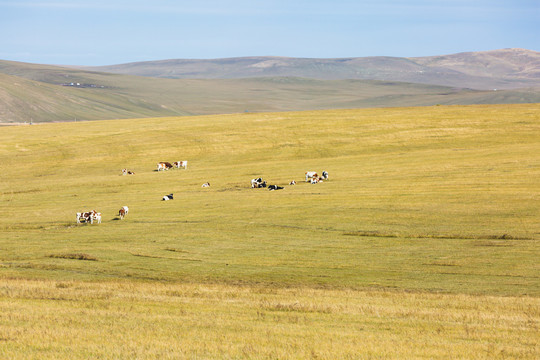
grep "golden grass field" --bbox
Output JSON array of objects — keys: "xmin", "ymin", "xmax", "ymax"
[{"xmin": 0, "ymin": 104, "xmax": 539, "ymax": 358}]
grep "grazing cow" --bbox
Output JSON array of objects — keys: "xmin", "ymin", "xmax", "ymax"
[
  {"xmin": 321, "ymin": 171, "xmax": 328, "ymax": 180},
  {"xmin": 173, "ymin": 161, "xmax": 188, "ymax": 169},
  {"xmin": 162, "ymin": 194, "xmax": 174, "ymax": 201},
  {"xmin": 122, "ymin": 169, "xmax": 135, "ymax": 175},
  {"xmin": 77, "ymin": 210, "xmax": 100, "ymax": 224},
  {"xmin": 202, "ymin": 182, "xmax": 210, "ymax": 187},
  {"xmin": 118, "ymin": 206, "xmax": 129, "ymax": 219},
  {"xmin": 157, "ymin": 162, "xmax": 173, "ymax": 171},
  {"xmin": 268, "ymin": 185, "xmax": 284, "ymax": 191},
  {"xmin": 289, "ymin": 180, "xmax": 296, "ymax": 185},
  {"xmin": 305, "ymin": 171, "xmax": 318, "ymax": 182}
]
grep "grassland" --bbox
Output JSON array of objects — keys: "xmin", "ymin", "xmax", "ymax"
[
  {"xmin": 2, "ymin": 59, "xmax": 540, "ymax": 123},
  {"xmin": 0, "ymin": 104, "xmax": 538, "ymax": 358}
]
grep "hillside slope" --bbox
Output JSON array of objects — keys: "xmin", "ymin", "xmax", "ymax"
[
  {"xmin": 82, "ymin": 49, "xmax": 540, "ymax": 90},
  {"xmin": 2, "ymin": 59, "xmax": 540, "ymax": 123}
]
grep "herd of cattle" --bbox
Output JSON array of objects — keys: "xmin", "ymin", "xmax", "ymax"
[
  {"xmin": 157, "ymin": 161, "xmax": 188, "ymax": 171},
  {"xmin": 77, "ymin": 162, "xmax": 328, "ymax": 224}
]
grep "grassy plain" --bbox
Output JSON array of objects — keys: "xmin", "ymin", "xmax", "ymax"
[{"xmin": 0, "ymin": 104, "xmax": 539, "ymax": 358}]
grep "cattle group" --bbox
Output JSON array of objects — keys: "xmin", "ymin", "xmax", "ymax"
[
  {"xmin": 77, "ymin": 160, "xmax": 328, "ymax": 224},
  {"xmin": 157, "ymin": 161, "xmax": 188, "ymax": 171},
  {"xmin": 305, "ymin": 170, "xmax": 328, "ymax": 183},
  {"xmin": 251, "ymin": 170, "xmax": 329, "ymax": 191}
]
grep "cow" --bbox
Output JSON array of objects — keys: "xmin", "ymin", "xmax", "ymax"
[
  {"xmin": 173, "ymin": 161, "xmax": 188, "ymax": 169},
  {"xmin": 202, "ymin": 182, "xmax": 210, "ymax": 187},
  {"xmin": 162, "ymin": 194, "xmax": 174, "ymax": 201},
  {"xmin": 310, "ymin": 177, "xmax": 321, "ymax": 184},
  {"xmin": 289, "ymin": 180, "xmax": 296, "ymax": 185},
  {"xmin": 251, "ymin": 178, "xmax": 264, "ymax": 188},
  {"xmin": 118, "ymin": 206, "xmax": 129, "ymax": 219},
  {"xmin": 305, "ymin": 171, "xmax": 318, "ymax": 182},
  {"xmin": 77, "ymin": 210, "xmax": 100, "ymax": 224},
  {"xmin": 157, "ymin": 162, "xmax": 173, "ymax": 171},
  {"xmin": 76, "ymin": 211, "xmax": 93, "ymax": 224},
  {"xmin": 268, "ymin": 185, "xmax": 284, "ymax": 191},
  {"xmin": 321, "ymin": 171, "xmax": 328, "ymax": 180},
  {"xmin": 92, "ymin": 211, "xmax": 102, "ymax": 224},
  {"xmin": 122, "ymin": 169, "xmax": 135, "ymax": 175}
]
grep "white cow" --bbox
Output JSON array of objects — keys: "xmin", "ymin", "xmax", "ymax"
[
  {"xmin": 92, "ymin": 212, "xmax": 102, "ymax": 224},
  {"xmin": 305, "ymin": 171, "xmax": 318, "ymax": 182},
  {"xmin": 173, "ymin": 161, "xmax": 188, "ymax": 169}
]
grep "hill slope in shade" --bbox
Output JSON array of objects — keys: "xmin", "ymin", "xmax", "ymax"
[
  {"xmin": 81, "ymin": 48, "xmax": 540, "ymax": 90},
  {"xmin": 2, "ymin": 59, "xmax": 540, "ymax": 123}
]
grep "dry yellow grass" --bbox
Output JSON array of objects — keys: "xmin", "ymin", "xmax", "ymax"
[{"xmin": 0, "ymin": 279, "xmax": 538, "ymax": 359}]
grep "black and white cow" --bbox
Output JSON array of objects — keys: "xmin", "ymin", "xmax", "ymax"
[
  {"xmin": 162, "ymin": 194, "xmax": 174, "ymax": 201},
  {"xmin": 251, "ymin": 178, "xmax": 267, "ymax": 188},
  {"xmin": 251, "ymin": 178, "xmax": 263, "ymax": 188},
  {"xmin": 268, "ymin": 185, "xmax": 284, "ymax": 191}
]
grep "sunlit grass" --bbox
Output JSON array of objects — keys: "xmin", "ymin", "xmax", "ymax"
[
  {"xmin": 0, "ymin": 104, "xmax": 539, "ymax": 358},
  {"xmin": 0, "ymin": 279, "xmax": 538, "ymax": 359}
]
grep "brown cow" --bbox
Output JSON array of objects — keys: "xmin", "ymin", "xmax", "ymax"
[
  {"xmin": 118, "ymin": 206, "xmax": 129, "ymax": 220},
  {"xmin": 157, "ymin": 162, "xmax": 173, "ymax": 171}
]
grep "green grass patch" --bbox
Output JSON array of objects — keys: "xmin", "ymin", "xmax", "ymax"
[{"xmin": 0, "ymin": 104, "xmax": 538, "ymax": 296}]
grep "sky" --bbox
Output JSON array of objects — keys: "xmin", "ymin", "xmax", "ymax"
[{"xmin": 0, "ymin": 0, "xmax": 538, "ymax": 66}]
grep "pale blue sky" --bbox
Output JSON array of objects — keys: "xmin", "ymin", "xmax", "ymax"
[{"xmin": 0, "ymin": 0, "xmax": 538, "ymax": 65}]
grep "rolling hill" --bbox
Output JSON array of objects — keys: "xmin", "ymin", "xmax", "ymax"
[
  {"xmin": 81, "ymin": 48, "xmax": 540, "ymax": 90},
  {"xmin": 1, "ymin": 48, "xmax": 540, "ymax": 123}
]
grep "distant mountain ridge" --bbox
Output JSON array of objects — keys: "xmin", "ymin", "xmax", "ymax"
[
  {"xmin": 81, "ymin": 48, "xmax": 540, "ymax": 90},
  {"xmin": 1, "ymin": 49, "xmax": 540, "ymax": 123}
]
